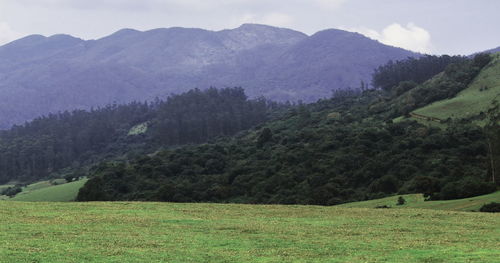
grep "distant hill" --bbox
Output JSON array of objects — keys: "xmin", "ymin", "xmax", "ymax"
[{"xmin": 0, "ymin": 24, "xmax": 417, "ymax": 129}]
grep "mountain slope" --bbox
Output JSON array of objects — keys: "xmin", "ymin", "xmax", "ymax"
[
  {"xmin": 252, "ymin": 29, "xmax": 416, "ymax": 101},
  {"xmin": 409, "ymin": 53, "xmax": 500, "ymax": 126},
  {"xmin": 0, "ymin": 24, "xmax": 417, "ymax": 129}
]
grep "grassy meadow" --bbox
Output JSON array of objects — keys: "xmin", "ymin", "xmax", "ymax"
[
  {"xmin": 1, "ymin": 179, "xmax": 87, "ymax": 202},
  {"xmin": 0, "ymin": 201, "xmax": 498, "ymax": 263},
  {"xmin": 337, "ymin": 191, "xmax": 500, "ymax": 212},
  {"xmin": 8, "ymin": 179, "xmax": 88, "ymax": 202}
]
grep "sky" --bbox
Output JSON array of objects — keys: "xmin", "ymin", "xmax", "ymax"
[{"xmin": 0, "ymin": 0, "xmax": 499, "ymax": 55}]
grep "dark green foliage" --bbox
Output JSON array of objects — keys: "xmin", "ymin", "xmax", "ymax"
[
  {"xmin": 397, "ymin": 196, "xmax": 406, "ymax": 206},
  {"xmin": 484, "ymin": 101, "xmax": 500, "ymax": 185},
  {"xmin": 64, "ymin": 174, "xmax": 75, "ymax": 183},
  {"xmin": 372, "ymin": 55, "xmax": 467, "ymax": 92},
  {"xmin": 0, "ymin": 87, "xmax": 274, "ymax": 184},
  {"xmin": 77, "ymin": 91, "xmax": 495, "ymax": 204},
  {"xmin": 479, "ymin": 202, "xmax": 500, "ymax": 213},
  {"xmin": 257, "ymin": 128, "xmax": 273, "ymax": 147},
  {"xmin": 1, "ymin": 186, "xmax": 22, "ymax": 197},
  {"xmin": 433, "ymin": 177, "xmax": 497, "ymax": 200}
]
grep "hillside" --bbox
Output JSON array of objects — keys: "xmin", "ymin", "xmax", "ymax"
[
  {"xmin": 0, "ymin": 24, "xmax": 417, "ymax": 129},
  {"xmin": 7, "ymin": 179, "xmax": 87, "ymax": 202},
  {"xmin": 338, "ymin": 191, "xmax": 500, "ymax": 212},
  {"xmin": 408, "ymin": 53, "xmax": 500, "ymax": 126},
  {"xmin": 73, "ymin": 54, "xmax": 498, "ymax": 204},
  {"xmin": 0, "ymin": 54, "xmax": 496, "ymax": 205},
  {"xmin": 0, "ymin": 201, "xmax": 498, "ymax": 262}
]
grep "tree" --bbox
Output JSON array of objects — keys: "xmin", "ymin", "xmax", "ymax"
[
  {"xmin": 257, "ymin": 128, "xmax": 273, "ymax": 147},
  {"xmin": 64, "ymin": 174, "xmax": 75, "ymax": 183},
  {"xmin": 2, "ymin": 186, "xmax": 22, "ymax": 197}
]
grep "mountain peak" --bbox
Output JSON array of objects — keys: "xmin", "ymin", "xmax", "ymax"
[
  {"xmin": 2, "ymin": 34, "xmax": 46, "ymax": 47},
  {"xmin": 104, "ymin": 28, "xmax": 142, "ymax": 40},
  {"xmin": 237, "ymin": 23, "xmax": 280, "ymax": 30}
]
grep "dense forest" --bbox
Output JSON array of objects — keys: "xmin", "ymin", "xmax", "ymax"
[
  {"xmin": 77, "ymin": 53, "xmax": 499, "ymax": 204},
  {"xmin": 0, "ymin": 88, "xmax": 276, "ymax": 184},
  {"xmin": 371, "ymin": 55, "xmax": 468, "ymax": 92}
]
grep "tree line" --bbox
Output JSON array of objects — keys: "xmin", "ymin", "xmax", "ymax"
[{"xmin": 0, "ymin": 87, "xmax": 276, "ymax": 184}]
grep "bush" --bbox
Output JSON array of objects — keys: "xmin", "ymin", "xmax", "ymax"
[
  {"xmin": 1, "ymin": 186, "xmax": 22, "ymax": 197},
  {"xmin": 479, "ymin": 202, "xmax": 500, "ymax": 213},
  {"xmin": 397, "ymin": 196, "xmax": 406, "ymax": 205},
  {"xmin": 437, "ymin": 177, "xmax": 496, "ymax": 200}
]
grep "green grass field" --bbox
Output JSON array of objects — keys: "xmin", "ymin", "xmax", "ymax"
[
  {"xmin": 0, "ymin": 201, "xmax": 498, "ymax": 263},
  {"xmin": 409, "ymin": 53, "xmax": 500, "ymax": 126},
  {"xmin": 337, "ymin": 191, "xmax": 500, "ymax": 212},
  {"xmin": 8, "ymin": 179, "xmax": 88, "ymax": 202}
]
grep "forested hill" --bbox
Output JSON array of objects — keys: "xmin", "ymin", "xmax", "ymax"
[
  {"xmin": 77, "ymin": 53, "xmax": 499, "ymax": 204},
  {"xmin": 0, "ymin": 24, "xmax": 418, "ymax": 129},
  {"xmin": 0, "ymin": 88, "xmax": 278, "ymax": 184}
]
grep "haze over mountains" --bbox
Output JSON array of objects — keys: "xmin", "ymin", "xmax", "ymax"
[{"xmin": 0, "ymin": 24, "xmax": 421, "ymax": 129}]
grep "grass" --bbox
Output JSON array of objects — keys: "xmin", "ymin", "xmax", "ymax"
[
  {"xmin": 21, "ymin": 179, "xmax": 66, "ymax": 192},
  {"xmin": 0, "ymin": 201, "xmax": 498, "ymax": 262},
  {"xmin": 409, "ymin": 53, "xmax": 500, "ymax": 126},
  {"xmin": 337, "ymin": 191, "xmax": 500, "ymax": 212},
  {"xmin": 8, "ymin": 179, "xmax": 88, "ymax": 202},
  {"xmin": 128, "ymin": 121, "xmax": 149, "ymax": 135}
]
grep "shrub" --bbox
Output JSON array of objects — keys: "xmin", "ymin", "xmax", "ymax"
[
  {"xmin": 479, "ymin": 202, "xmax": 500, "ymax": 213},
  {"xmin": 1, "ymin": 186, "xmax": 22, "ymax": 197},
  {"xmin": 437, "ymin": 177, "xmax": 496, "ymax": 200},
  {"xmin": 397, "ymin": 196, "xmax": 406, "ymax": 205}
]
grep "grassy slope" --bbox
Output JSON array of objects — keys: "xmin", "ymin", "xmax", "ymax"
[
  {"xmin": 337, "ymin": 191, "xmax": 500, "ymax": 212},
  {"xmin": 0, "ymin": 202, "xmax": 498, "ymax": 263},
  {"xmin": 8, "ymin": 179, "xmax": 88, "ymax": 202},
  {"xmin": 408, "ymin": 53, "xmax": 500, "ymax": 126},
  {"xmin": 22, "ymin": 179, "xmax": 66, "ymax": 192}
]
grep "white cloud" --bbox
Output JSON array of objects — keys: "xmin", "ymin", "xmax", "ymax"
[
  {"xmin": 239, "ymin": 13, "xmax": 293, "ymax": 27},
  {"xmin": 0, "ymin": 22, "xmax": 22, "ymax": 45},
  {"xmin": 343, "ymin": 23, "xmax": 433, "ymax": 54}
]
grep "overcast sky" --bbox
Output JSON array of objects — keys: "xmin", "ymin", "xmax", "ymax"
[{"xmin": 0, "ymin": 0, "xmax": 499, "ymax": 55}]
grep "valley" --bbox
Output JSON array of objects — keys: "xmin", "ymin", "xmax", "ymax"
[{"xmin": 0, "ymin": 4, "xmax": 499, "ymax": 260}]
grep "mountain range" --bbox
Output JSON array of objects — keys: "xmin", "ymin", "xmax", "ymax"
[{"xmin": 0, "ymin": 24, "xmax": 420, "ymax": 129}]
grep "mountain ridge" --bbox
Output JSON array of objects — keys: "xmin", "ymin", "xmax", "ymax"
[{"xmin": 0, "ymin": 24, "xmax": 417, "ymax": 129}]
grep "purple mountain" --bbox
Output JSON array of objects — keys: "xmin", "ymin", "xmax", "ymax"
[{"xmin": 0, "ymin": 24, "xmax": 418, "ymax": 128}]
